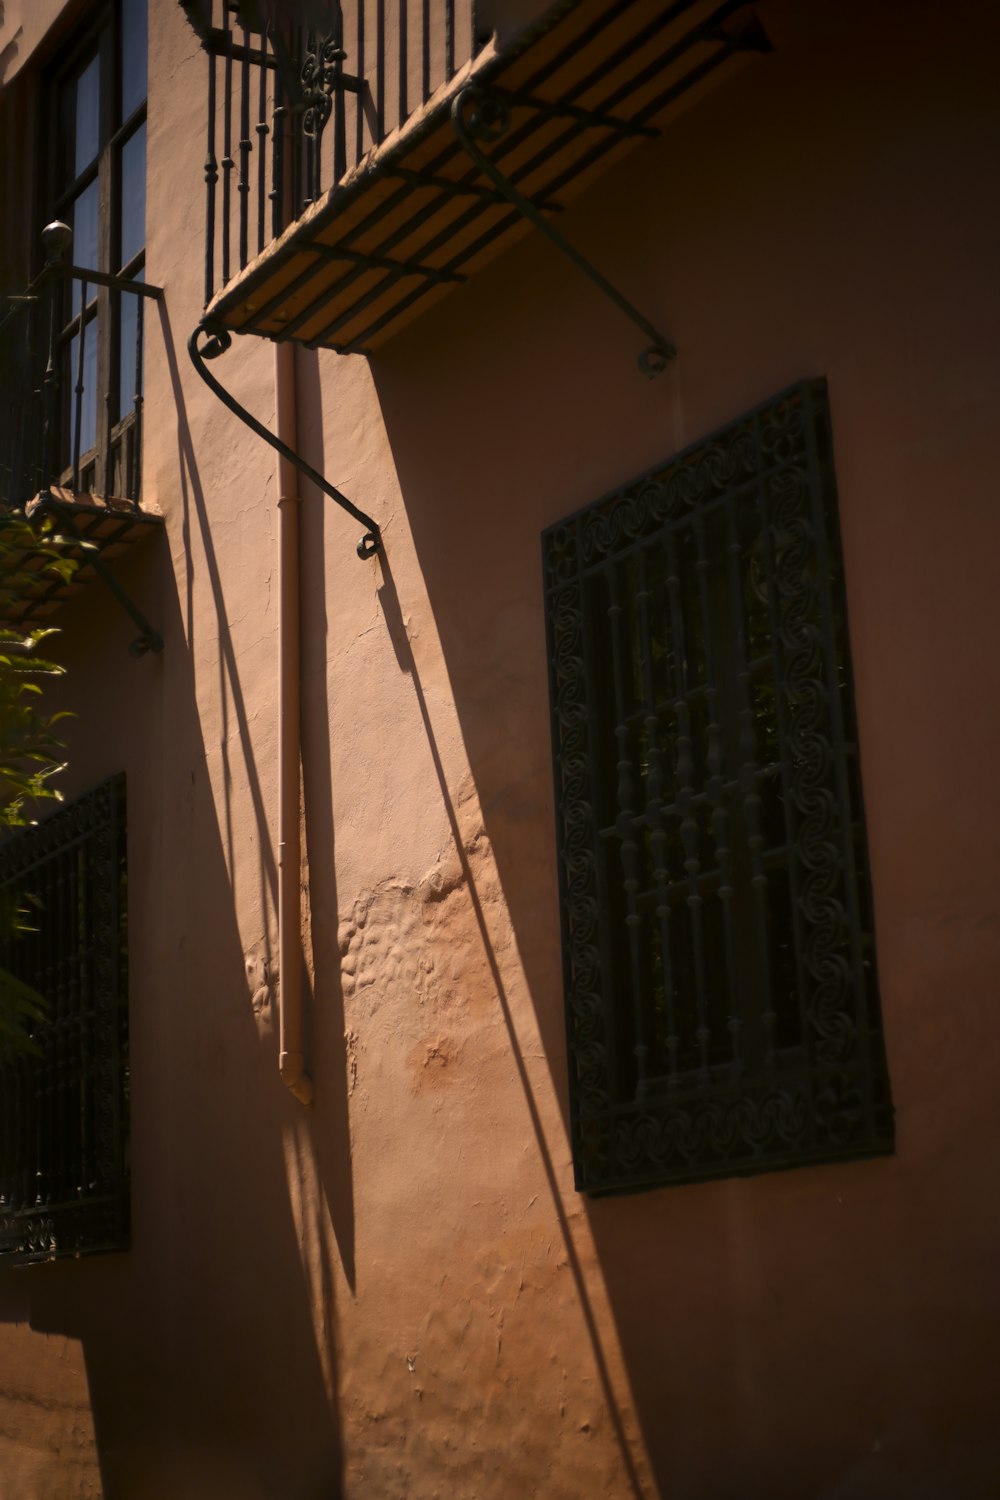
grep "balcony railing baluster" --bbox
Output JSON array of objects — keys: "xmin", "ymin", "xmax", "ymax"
[
  {"xmin": 239, "ymin": 23, "xmax": 252, "ymax": 270},
  {"xmin": 221, "ymin": 22, "xmax": 234, "ymax": 286},
  {"xmin": 129, "ymin": 294, "xmax": 145, "ymax": 503},
  {"xmin": 270, "ymin": 48, "xmax": 285, "ymax": 240},
  {"xmin": 421, "ymin": 0, "xmax": 430, "ymax": 104},
  {"xmin": 292, "ymin": 23, "xmax": 303, "ymax": 215},
  {"xmin": 72, "ymin": 283, "xmax": 87, "ymax": 494},
  {"xmin": 205, "ymin": 46, "xmax": 218, "ymax": 307},
  {"xmin": 376, "ymin": 0, "xmax": 386, "ymax": 145},
  {"xmin": 256, "ymin": 30, "xmax": 268, "ymax": 256}
]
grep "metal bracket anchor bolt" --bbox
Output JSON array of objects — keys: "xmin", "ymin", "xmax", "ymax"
[{"xmin": 452, "ymin": 86, "xmax": 676, "ymax": 379}]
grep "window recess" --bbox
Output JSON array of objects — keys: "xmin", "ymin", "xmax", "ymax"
[
  {"xmin": 0, "ymin": 2, "xmax": 164, "ymax": 656},
  {"xmin": 544, "ymin": 380, "xmax": 893, "ymax": 1195},
  {"xmin": 44, "ymin": 0, "xmax": 148, "ymax": 502},
  {"xmin": 0, "ymin": 776, "xmax": 130, "ymax": 1263}
]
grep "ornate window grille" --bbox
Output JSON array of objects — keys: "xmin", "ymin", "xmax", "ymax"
[
  {"xmin": 0, "ymin": 776, "xmax": 129, "ymax": 1262},
  {"xmin": 544, "ymin": 381, "xmax": 893, "ymax": 1194}
]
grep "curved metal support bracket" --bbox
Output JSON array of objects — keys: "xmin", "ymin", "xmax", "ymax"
[
  {"xmin": 188, "ymin": 322, "xmax": 382, "ymax": 559},
  {"xmin": 31, "ymin": 496, "xmax": 164, "ymax": 658},
  {"xmin": 452, "ymin": 86, "xmax": 676, "ymax": 379}
]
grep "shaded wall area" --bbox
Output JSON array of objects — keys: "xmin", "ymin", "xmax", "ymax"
[
  {"xmin": 368, "ymin": 1, "xmax": 1000, "ymax": 1495},
  {"xmin": 0, "ymin": 442, "xmax": 349, "ymax": 1499},
  {"xmin": 0, "ymin": 1323, "xmax": 100, "ymax": 1498},
  {"xmin": 0, "ymin": 5, "xmax": 352, "ymax": 1494},
  {"xmin": 1, "ymin": 1, "xmax": 998, "ymax": 1497}
]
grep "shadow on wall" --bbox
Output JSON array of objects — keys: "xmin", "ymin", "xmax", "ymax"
[
  {"xmin": 365, "ymin": 12, "xmax": 1000, "ymax": 1482},
  {"xmin": 370, "ymin": 550, "xmax": 646, "ymax": 1500},
  {"xmin": 0, "ymin": 308, "xmax": 354, "ymax": 1500},
  {"xmin": 295, "ymin": 346, "xmax": 357, "ymax": 1295}
]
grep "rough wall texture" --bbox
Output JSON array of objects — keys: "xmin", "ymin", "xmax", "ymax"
[
  {"xmin": 331, "ymin": 779, "xmax": 649, "ymax": 1497},
  {"xmin": 0, "ymin": 1326, "xmax": 100, "ymax": 1500},
  {"xmin": 1, "ymin": 0, "xmax": 999, "ymax": 1496}
]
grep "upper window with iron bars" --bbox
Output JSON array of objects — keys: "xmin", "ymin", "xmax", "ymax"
[
  {"xmin": 544, "ymin": 381, "xmax": 894, "ymax": 1195},
  {"xmin": 45, "ymin": 0, "xmax": 146, "ymax": 500}
]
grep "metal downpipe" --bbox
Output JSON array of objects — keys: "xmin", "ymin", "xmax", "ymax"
[{"xmin": 275, "ymin": 339, "xmax": 312, "ymax": 1105}]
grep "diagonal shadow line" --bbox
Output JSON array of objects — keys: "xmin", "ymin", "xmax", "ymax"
[
  {"xmin": 376, "ymin": 549, "xmax": 646, "ymax": 1500},
  {"xmin": 295, "ymin": 345, "xmax": 357, "ymax": 1291},
  {"xmin": 158, "ymin": 299, "xmax": 278, "ymax": 917}
]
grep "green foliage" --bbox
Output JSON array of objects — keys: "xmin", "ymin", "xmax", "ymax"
[{"xmin": 0, "ymin": 513, "xmax": 76, "ymax": 1055}]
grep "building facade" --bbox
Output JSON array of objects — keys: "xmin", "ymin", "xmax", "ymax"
[{"xmin": 1, "ymin": 0, "xmax": 999, "ymax": 1495}]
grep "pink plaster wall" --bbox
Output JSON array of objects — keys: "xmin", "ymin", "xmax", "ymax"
[
  {"xmin": 1, "ymin": 1, "xmax": 999, "ymax": 1497},
  {"xmin": 0, "ymin": 0, "xmax": 65, "ymax": 84}
]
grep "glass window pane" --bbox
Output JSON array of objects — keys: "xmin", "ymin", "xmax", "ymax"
[
  {"xmin": 121, "ymin": 0, "xmax": 148, "ymax": 121},
  {"xmin": 60, "ymin": 54, "xmax": 100, "ymax": 186},
  {"xmin": 119, "ymin": 123, "xmax": 146, "ymax": 270},
  {"xmin": 117, "ymin": 273, "xmax": 144, "ymax": 423},
  {"xmin": 66, "ymin": 317, "xmax": 98, "ymax": 466},
  {"xmin": 70, "ymin": 183, "xmax": 100, "ymax": 319}
]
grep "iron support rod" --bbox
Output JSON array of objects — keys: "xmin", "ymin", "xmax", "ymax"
[
  {"xmin": 452, "ymin": 86, "xmax": 674, "ymax": 377},
  {"xmin": 58, "ymin": 264, "xmax": 161, "ymax": 299},
  {"xmin": 188, "ymin": 321, "xmax": 381, "ymax": 559}
]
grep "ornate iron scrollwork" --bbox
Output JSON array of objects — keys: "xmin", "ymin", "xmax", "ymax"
[
  {"xmin": 544, "ymin": 381, "xmax": 893, "ymax": 1194},
  {"xmin": 300, "ymin": 27, "xmax": 347, "ymax": 139}
]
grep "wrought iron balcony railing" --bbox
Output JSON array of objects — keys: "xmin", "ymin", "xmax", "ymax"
[
  {"xmin": 181, "ymin": 0, "xmax": 484, "ymax": 308},
  {"xmin": 0, "ymin": 223, "xmax": 161, "ymax": 514},
  {"xmin": 183, "ymin": 0, "xmax": 771, "ymax": 358},
  {"xmin": 0, "ymin": 224, "xmax": 165, "ymax": 653}
]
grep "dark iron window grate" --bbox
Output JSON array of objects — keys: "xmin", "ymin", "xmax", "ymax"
[
  {"xmin": 544, "ymin": 381, "xmax": 893, "ymax": 1195},
  {"xmin": 0, "ymin": 776, "xmax": 129, "ymax": 1262}
]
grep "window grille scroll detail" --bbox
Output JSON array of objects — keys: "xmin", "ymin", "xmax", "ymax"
[{"xmin": 544, "ymin": 381, "xmax": 893, "ymax": 1194}]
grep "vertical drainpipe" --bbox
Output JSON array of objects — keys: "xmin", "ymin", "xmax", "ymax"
[{"xmin": 275, "ymin": 339, "xmax": 313, "ymax": 1105}]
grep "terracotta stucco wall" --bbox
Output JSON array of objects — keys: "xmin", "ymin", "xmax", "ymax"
[{"xmin": 1, "ymin": 1, "xmax": 999, "ymax": 1497}]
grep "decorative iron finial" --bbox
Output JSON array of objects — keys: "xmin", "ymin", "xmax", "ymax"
[{"xmin": 41, "ymin": 222, "xmax": 72, "ymax": 264}]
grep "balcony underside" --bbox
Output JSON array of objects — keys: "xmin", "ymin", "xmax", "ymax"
[
  {"xmin": 1, "ymin": 490, "xmax": 164, "ymax": 629},
  {"xmin": 205, "ymin": 0, "xmax": 768, "ymax": 354}
]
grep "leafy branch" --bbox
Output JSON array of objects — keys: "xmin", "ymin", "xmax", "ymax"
[{"xmin": 0, "ymin": 514, "xmax": 76, "ymax": 1055}]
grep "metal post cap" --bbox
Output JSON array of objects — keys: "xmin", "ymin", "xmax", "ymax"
[{"xmin": 41, "ymin": 221, "xmax": 73, "ymax": 262}]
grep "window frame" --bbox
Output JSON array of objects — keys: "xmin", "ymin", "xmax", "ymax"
[
  {"xmin": 41, "ymin": 0, "xmax": 147, "ymax": 499},
  {"xmin": 543, "ymin": 379, "xmax": 894, "ymax": 1196}
]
